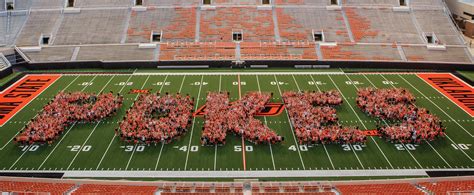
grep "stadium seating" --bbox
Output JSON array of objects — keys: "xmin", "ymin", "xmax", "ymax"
[
  {"xmin": 0, "ymin": 181, "xmax": 74, "ymax": 195},
  {"xmin": 0, "ymin": 178, "xmax": 472, "ymax": 194},
  {"xmin": 336, "ymin": 183, "xmax": 424, "ymax": 194},
  {"xmin": 418, "ymin": 180, "xmax": 474, "ymax": 194},
  {"xmin": 71, "ymin": 184, "xmax": 157, "ymax": 194}
]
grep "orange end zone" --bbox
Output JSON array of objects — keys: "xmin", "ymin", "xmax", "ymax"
[
  {"xmin": 0, "ymin": 75, "xmax": 61, "ymax": 126},
  {"xmin": 417, "ymin": 73, "xmax": 474, "ymax": 117}
]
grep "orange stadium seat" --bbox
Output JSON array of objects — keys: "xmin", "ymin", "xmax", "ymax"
[
  {"xmin": 0, "ymin": 181, "xmax": 74, "ymax": 195},
  {"xmin": 336, "ymin": 183, "xmax": 423, "ymax": 194},
  {"xmin": 418, "ymin": 180, "xmax": 474, "ymax": 194},
  {"xmin": 72, "ymin": 184, "xmax": 157, "ymax": 194}
]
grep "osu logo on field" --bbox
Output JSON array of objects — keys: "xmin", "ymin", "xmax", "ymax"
[
  {"xmin": 194, "ymin": 103, "xmax": 285, "ymax": 117},
  {"xmin": 129, "ymin": 89, "xmax": 150, "ymax": 94}
]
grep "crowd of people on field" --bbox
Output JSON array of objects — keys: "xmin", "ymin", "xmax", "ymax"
[
  {"xmin": 283, "ymin": 91, "xmax": 367, "ymax": 145},
  {"xmin": 117, "ymin": 93, "xmax": 194, "ymax": 144},
  {"xmin": 356, "ymin": 88, "xmax": 445, "ymax": 143},
  {"xmin": 201, "ymin": 92, "xmax": 283, "ymax": 145},
  {"xmin": 15, "ymin": 92, "xmax": 123, "ymax": 145}
]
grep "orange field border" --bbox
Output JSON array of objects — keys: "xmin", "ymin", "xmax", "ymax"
[
  {"xmin": 417, "ymin": 73, "xmax": 474, "ymax": 117},
  {"xmin": 0, "ymin": 75, "xmax": 61, "ymax": 126}
]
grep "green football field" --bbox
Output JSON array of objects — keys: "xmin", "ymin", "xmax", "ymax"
[{"xmin": 0, "ymin": 71, "xmax": 472, "ymax": 175}]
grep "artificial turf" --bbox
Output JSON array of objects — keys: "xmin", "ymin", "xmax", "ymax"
[{"xmin": 0, "ymin": 71, "xmax": 472, "ymax": 174}]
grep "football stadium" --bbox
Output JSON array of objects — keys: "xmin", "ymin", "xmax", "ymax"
[{"xmin": 0, "ymin": 0, "xmax": 473, "ymax": 194}]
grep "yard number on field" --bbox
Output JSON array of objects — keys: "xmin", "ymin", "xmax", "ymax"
[
  {"xmin": 117, "ymin": 82, "xmax": 133, "ymax": 86},
  {"xmin": 383, "ymin": 81, "xmax": 397, "ymax": 85},
  {"xmin": 121, "ymin": 145, "xmax": 145, "ymax": 152},
  {"xmin": 173, "ymin": 145, "xmax": 199, "ymax": 152},
  {"xmin": 342, "ymin": 144, "xmax": 364, "ymax": 151},
  {"xmin": 191, "ymin": 82, "xmax": 208, "ymax": 86},
  {"xmin": 395, "ymin": 144, "xmax": 418, "ymax": 151},
  {"xmin": 308, "ymin": 81, "xmax": 324, "ymax": 86},
  {"xmin": 233, "ymin": 81, "xmax": 246, "ymax": 86},
  {"xmin": 20, "ymin": 145, "xmax": 39, "ymax": 152},
  {"xmin": 270, "ymin": 81, "xmax": 288, "ymax": 86},
  {"xmin": 451, "ymin": 143, "xmax": 471, "ymax": 150},
  {"xmin": 345, "ymin": 81, "xmax": 362, "ymax": 85},
  {"xmin": 154, "ymin": 82, "xmax": 170, "ymax": 86},
  {"xmin": 68, "ymin": 145, "xmax": 92, "ymax": 152},
  {"xmin": 234, "ymin": 145, "xmax": 253, "ymax": 152},
  {"xmin": 288, "ymin": 145, "xmax": 308, "ymax": 151}
]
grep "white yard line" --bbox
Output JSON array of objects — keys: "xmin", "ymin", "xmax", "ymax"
[
  {"xmin": 349, "ymin": 74, "xmax": 418, "ymax": 168},
  {"xmin": 9, "ymin": 145, "xmax": 31, "ymax": 170},
  {"xmin": 37, "ymin": 76, "xmax": 97, "ymax": 170},
  {"xmin": 273, "ymin": 75, "xmax": 305, "ymax": 170},
  {"xmin": 213, "ymin": 75, "xmax": 222, "ymax": 171},
  {"xmin": 340, "ymin": 74, "xmax": 397, "ymax": 169},
  {"xmin": 184, "ymin": 75, "xmax": 205, "ymax": 170},
  {"xmin": 308, "ymin": 74, "xmax": 335, "ymax": 169},
  {"xmin": 95, "ymin": 75, "xmax": 139, "ymax": 169},
  {"xmin": 410, "ymin": 75, "xmax": 473, "ymax": 138},
  {"xmin": 125, "ymin": 75, "xmax": 154, "ymax": 170},
  {"xmin": 66, "ymin": 122, "xmax": 101, "ymax": 170},
  {"xmin": 327, "ymin": 75, "xmax": 367, "ymax": 169},
  {"xmin": 369, "ymin": 74, "xmax": 452, "ymax": 168},
  {"xmin": 256, "ymin": 75, "xmax": 276, "ymax": 170},
  {"xmin": 153, "ymin": 75, "xmax": 179, "ymax": 171},
  {"xmin": 66, "ymin": 76, "xmax": 116, "ymax": 170},
  {"xmin": 396, "ymin": 75, "xmax": 474, "ymax": 162},
  {"xmin": 133, "ymin": 72, "xmax": 345, "ymax": 76}
]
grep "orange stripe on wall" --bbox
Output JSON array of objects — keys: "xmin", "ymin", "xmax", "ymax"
[
  {"xmin": 0, "ymin": 75, "xmax": 61, "ymax": 126},
  {"xmin": 417, "ymin": 73, "xmax": 474, "ymax": 117}
]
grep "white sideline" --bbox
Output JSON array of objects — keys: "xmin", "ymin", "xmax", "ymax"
[
  {"xmin": 132, "ymin": 72, "xmax": 345, "ymax": 76},
  {"xmin": 5, "ymin": 169, "xmax": 470, "ymax": 178}
]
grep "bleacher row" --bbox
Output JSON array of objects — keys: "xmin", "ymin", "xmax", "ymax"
[
  {"xmin": 0, "ymin": 0, "xmax": 447, "ymax": 10},
  {"xmin": 0, "ymin": 0, "xmax": 469, "ymax": 64},
  {"xmin": 0, "ymin": 178, "xmax": 472, "ymax": 194}
]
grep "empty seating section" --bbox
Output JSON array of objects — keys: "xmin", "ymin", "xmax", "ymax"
[
  {"xmin": 23, "ymin": 47, "xmax": 76, "ymax": 62},
  {"xmin": 276, "ymin": 8, "xmax": 350, "ymax": 42},
  {"xmin": 345, "ymin": 8, "xmax": 422, "ymax": 43},
  {"xmin": 342, "ymin": 0, "xmax": 399, "ymax": 7},
  {"xmin": 160, "ymin": 42, "xmax": 236, "ymax": 61},
  {"xmin": 212, "ymin": 0, "xmax": 260, "ymax": 5},
  {"xmin": 200, "ymin": 8, "xmax": 275, "ymax": 42},
  {"xmin": 0, "ymin": 181, "xmax": 74, "ymax": 195},
  {"xmin": 418, "ymin": 180, "xmax": 474, "ymax": 194},
  {"xmin": 402, "ymin": 46, "xmax": 472, "ymax": 63},
  {"xmin": 74, "ymin": 0, "xmax": 131, "ymax": 7},
  {"xmin": 127, "ymin": 8, "xmax": 196, "ymax": 43},
  {"xmin": 321, "ymin": 44, "xmax": 401, "ymax": 61},
  {"xmin": 76, "ymin": 45, "xmax": 155, "ymax": 61},
  {"xmin": 29, "ymin": 0, "xmax": 64, "ymax": 9},
  {"xmin": 409, "ymin": 0, "xmax": 443, "ymax": 8},
  {"xmin": 54, "ymin": 10, "xmax": 127, "ymax": 45},
  {"xmin": 274, "ymin": 0, "xmax": 328, "ymax": 6},
  {"xmin": 336, "ymin": 183, "xmax": 424, "ymax": 194},
  {"xmin": 240, "ymin": 42, "xmax": 317, "ymax": 60},
  {"xmin": 145, "ymin": 0, "xmax": 200, "ymax": 6},
  {"xmin": 414, "ymin": 10, "xmax": 463, "ymax": 45},
  {"xmin": 16, "ymin": 11, "xmax": 61, "ymax": 46},
  {"xmin": 71, "ymin": 184, "xmax": 157, "ymax": 194},
  {"xmin": 0, "ymin": 14, "xmax": 28, "ymax": 46},
  {"xmin": 344, "ymin": 8, "xmax": 379, "ymax": 42}
]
